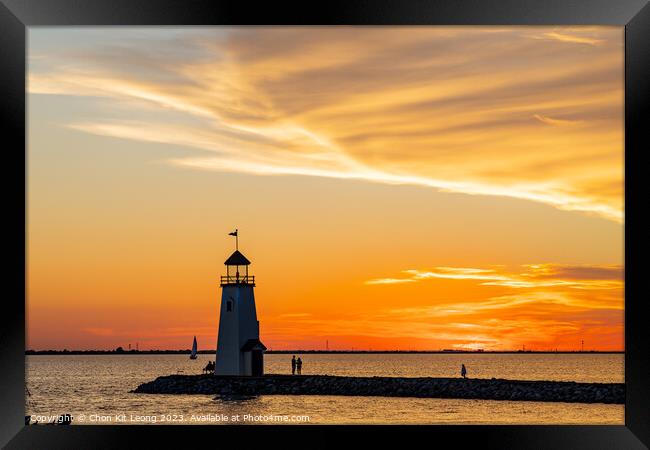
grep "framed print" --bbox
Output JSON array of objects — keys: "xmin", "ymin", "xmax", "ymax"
[{"xmin": 1, "ymin": 0, "xmax": 648, "ymax": 448}]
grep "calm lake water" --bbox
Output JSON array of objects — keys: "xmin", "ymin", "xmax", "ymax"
[{"xmin": 25, "ymin": 353, "xmax": 624, "ymax": 425}]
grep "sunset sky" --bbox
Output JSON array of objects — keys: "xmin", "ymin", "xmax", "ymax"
[{"xmin": 27, "ymin": 27, "xmax": 623, "ymax": 351}]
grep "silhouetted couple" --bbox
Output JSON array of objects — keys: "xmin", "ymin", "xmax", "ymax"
[
  {"xmin": 291, "ymin": 355, "xmax": 303, "ymax": 375},
  {"xmin": 204, "ymin": 361, "xmax": 215, "ymax": 373}
]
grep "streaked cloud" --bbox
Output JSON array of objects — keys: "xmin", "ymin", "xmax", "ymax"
[
  {"xmin": 366, "ymin": 264, "xmax": 623, "ymax": 290},
  {"xmin": 533, "ymin": 114, "xmax": 582, "ymax": 126},
  {"xmin": 522, "ymin": 264, "xmax": 622, "ymax": 280},
  {"xmin": 539, "ymin": 31, "xmax": 605, "ymax": 46},
  {"xmin": 29, "ymin": 27, "xmax": 624, "ymax": 222},
  {"xmin": 404, "ymin": 267, "xmax": 511, "ymax": 282},
  {"xmin": 365, "ymin": 277, "xmax": 417, "ymax": 285},
  {"xmin": 263, "ymin": 294, "xmax": 622, "ymax": 350},
  {"xmin": 356, "ymin": 263, "xmax": 623, "ymax": 349}
]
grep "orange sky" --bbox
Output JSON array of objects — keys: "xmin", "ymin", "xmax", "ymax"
[{"xmin": 27, "ymin": 27, "xmax": 623, "ymax": 351}]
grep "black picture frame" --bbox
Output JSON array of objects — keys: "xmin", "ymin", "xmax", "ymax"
[{"xmin": 1, "ymin": 0, "xmax": 648, "ymax": 448}]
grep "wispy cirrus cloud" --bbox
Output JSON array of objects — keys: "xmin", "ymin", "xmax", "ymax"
[
  {"xmin": 538, "ymin": 31, "xmax": 605, "ymax": 46},
  {"xmin": 533, "ymin": 114, "xmax": 582, "ymax": 126},
  {"xmin": 522, "ymin": 264, "xmax": 622, "ymax": 281},
  {"xmin": 263, "ymin": 260, "xmax": 624, "ymax": 349},
  {"xmin": 262, "ymin": 288, "xmax": 622, "ymax": 350},
  {"xmin": 366, "ymin": 264, "xmax": 623, "ymax": 290},
  {"xmin": 29, "ymin": 27, "xmax": 623, "ymax": 222},
  {"xmin": 365, "ymin": 278, "xmax": 416, "ymax": 285},
  {"xmin": 355, "ymin": 263, "xmax": 623, "ymax": 350}
]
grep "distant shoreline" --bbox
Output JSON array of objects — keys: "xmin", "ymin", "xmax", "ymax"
[{"xmin": 25, "ymin": 349, "xmax": 624, "ymax": 355}]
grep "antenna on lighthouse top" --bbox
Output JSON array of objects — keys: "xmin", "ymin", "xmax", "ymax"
[{"xmin": 228, "ymin": 229, "xmax": 239, "ymax": 250}]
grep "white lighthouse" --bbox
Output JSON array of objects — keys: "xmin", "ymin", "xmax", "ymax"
[{"xmin": 215, "ymin": 230, "xmax": 266, "ymax": 376}]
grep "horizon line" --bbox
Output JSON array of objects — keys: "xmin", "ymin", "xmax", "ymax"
[{"xmin": 25, "ymin": 349, "xmax": 624, "ymax": 354}]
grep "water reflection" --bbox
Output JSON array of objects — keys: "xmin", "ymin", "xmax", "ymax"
[{"xmin": 25, "ymin": 354, "xmax": 624, "ymax": 425}]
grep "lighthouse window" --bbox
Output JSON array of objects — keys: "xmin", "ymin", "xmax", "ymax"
[{"xmin": 226, "ymin": 300, "xmax": 232, "ymax": 312}]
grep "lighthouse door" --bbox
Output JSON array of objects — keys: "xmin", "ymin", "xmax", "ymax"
[{"xmin": 251, "ymin": 350, "xmax": 263, "ymax": 376}]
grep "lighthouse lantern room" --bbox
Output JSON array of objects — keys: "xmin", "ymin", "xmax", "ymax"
[{"xmin": 215, "ymin": 230, "xmax": 266, "ymax": 376}]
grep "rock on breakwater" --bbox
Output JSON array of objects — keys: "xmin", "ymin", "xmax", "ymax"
[{"xmin": 131, "ymin": 374, "xmax": 624, "ymax": 404}]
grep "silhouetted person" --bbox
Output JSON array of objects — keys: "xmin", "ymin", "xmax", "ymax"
[
  {"xmin": 296, "ymin": 357, "xmax": 303, "ymax": 375},
  {"xmin": 291, "ymin": 355, "xmax": 297, "ymax": 375},
  {"xmin": 461, "ymin": 364, "xmax": 467, "ymax": 379}
]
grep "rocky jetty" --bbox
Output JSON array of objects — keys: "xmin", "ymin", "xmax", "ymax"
[{"xmin": 131, "ymin": 374, "xmax": 624, "ymax": 404}]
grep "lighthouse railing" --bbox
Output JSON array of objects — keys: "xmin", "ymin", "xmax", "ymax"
[{"xmin": 220, "ymin": 275, "xmax": 255, "ymax": 285}]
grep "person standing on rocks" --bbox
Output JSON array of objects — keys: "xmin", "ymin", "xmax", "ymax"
[
  {"xmin": 291, "ymin": 355, "xmax": 297, "ymax": 375},
  {"xmin": 461, "ymin": 364, "xmax": 467, "ymax": 379},
  {"xmin": 296, "ymin": 357, "xmax": 303, "ymax": 375}
]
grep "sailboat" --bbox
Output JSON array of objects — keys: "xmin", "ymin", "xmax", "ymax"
[{"xmin": 190, "ymin": 336, "xmax": 198, "ymax": 359}]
